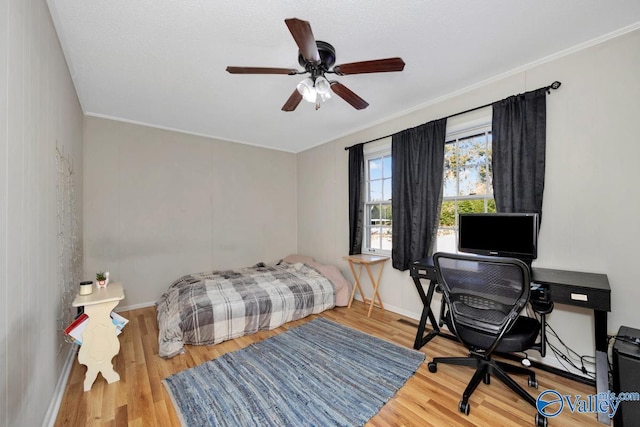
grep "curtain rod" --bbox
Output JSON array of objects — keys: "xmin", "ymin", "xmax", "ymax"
[{"xmin": 343, "ymin": 80, "xmax": 561, "ymax": 151}]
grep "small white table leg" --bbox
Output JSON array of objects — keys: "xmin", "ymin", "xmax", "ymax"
[
  {"xmin": 72, "ymin": 283, "xmax": 125, "ymax": 392},
  {"xmin": 78, "ymin": 300, "xmax": 121, "ymax": 391}
]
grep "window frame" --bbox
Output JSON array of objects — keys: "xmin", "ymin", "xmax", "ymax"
[
  {"xmin": 358, "ymin": 115, "xmax": 493, "ymax": 256},
  {"xmin": 362, "ymin": 139, "xmax": 392, "ymax": 255},
  {"xmin": 436, "ymin": 122, "xmax": 494, "ymax": 253}
]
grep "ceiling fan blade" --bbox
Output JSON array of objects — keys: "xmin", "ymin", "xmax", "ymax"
[
  {"xmin": 333, "ymin": 57, "xmax": 405, "ymax": 75},
  {"xmin": 226, "ymin": 66, "xmax": 298, "ymax": 75},
  {"xmin": 284, "ymin": 18, "xmax": 320, "ymax": 64},
  {"xmin": 330, "ymin": 82, "xmax": 369, "ymax": 110},
  {"xmin": 282, "ymin": 89, "xmax": 303, "ymax": 112}
]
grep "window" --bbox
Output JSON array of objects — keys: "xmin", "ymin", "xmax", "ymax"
[
  {"xmin": 436, "ymin": 126, "xmax": 495, "ymax": 252},
  {"xmin": 364, "ymin": 146, "xmax": 392, "ymax": 253},
  {"xmin": 360, "ymin": 121, "xmax": 493, "ymax": 255}
]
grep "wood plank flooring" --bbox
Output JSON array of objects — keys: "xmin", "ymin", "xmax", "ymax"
[{"xmin": 55, "ymin": 303, "xmax": 605, "ymax": 426}]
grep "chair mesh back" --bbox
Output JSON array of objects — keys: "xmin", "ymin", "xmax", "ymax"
[{"xmin": 434, "ymin": 253, "xmax": 530, "ymax": 335}]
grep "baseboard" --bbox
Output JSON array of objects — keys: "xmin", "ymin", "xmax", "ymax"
[
  {"xmin": 351, "ymin": 295, "xmax": 422, "ymax": 321},
  {"xmin": 381, "ymin": 302, "xmax": 422, "ymax": 321},
  {"xmin": 42, "ymin": 344, "xmax": 78, "ymax": 427},
  {"xmin": 116, "ymin": 300, "xmax": 156, "ymax": 312}
]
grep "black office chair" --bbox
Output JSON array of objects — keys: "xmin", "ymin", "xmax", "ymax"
[{"xmin": 428, "ymin": 252, "xmax": 547, "ymax": 427}]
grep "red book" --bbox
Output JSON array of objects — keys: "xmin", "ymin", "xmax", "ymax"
[
  {"xmin": 64, "ymin": 313, "xmax": 88, "ymax": 334},
  {"xmin": 64, "ymin": 313, "xmax": 88, "ymax": 337}
]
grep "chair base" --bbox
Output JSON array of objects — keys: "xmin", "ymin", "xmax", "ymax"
[{"xmin": 428, "ymin": 355, "xmax": 546, "ymax": 426}]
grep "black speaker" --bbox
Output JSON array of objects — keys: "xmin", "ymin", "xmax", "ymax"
[{"xmin": 612, "ymin": 326, "xmax": 640, "ymax": 426}]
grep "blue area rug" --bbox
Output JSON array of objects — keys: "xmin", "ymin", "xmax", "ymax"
[{"xmin": 163, "ymin": 317, "xmax": 425, "ymax": 426}]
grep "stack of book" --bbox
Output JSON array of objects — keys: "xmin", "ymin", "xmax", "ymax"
[{"xmin": 64, "ymin": 311, "xmax": 129, "ymax": 345}]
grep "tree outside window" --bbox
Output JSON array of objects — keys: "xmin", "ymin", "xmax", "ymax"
[
  {"xmin": 437, "ymin": 129, "xmax": 495, "ymax": 252},
  {"xmin": 360, "ymin": 128, "xmax": 492, "ymax": 254}
]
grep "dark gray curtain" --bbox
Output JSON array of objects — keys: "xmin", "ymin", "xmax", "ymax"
[
  {"xmin": 391, "ymin": 119, "xmax": 447, "ymax": 271},
  {"xmin": 348, "ymin": 144, "xmax": 364, "ymax": 255},
  {"xmin": 492, "ymin": 88, "xmax": 547, "ymax": 223}
]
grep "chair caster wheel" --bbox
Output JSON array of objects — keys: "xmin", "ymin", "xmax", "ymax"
[
  {"xmin": 458, "ymin": 400, "xmax": 470, "ymax": 415},
  {"xmin": 483, "ymin": 374, "xmax": 490, "ymax": 385},
  {"xmin": 428, "ymin": 362, "xmax": 437, "ymax": 373},
  {"xmin": 528, "ymin": 378, "xmax": 539, "ymax": 389},
  {"xmin": 535, "ymin": 413, "xmax": 547, "ymax": 427}
]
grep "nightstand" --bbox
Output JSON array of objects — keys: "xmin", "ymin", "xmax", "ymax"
[{"xmin": 72, "ymin": 283, "xmax": 125, "ymax": 392}]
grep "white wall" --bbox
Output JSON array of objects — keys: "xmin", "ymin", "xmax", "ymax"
[
  {"xmin": 297, "ymin": 29, "xmax": 640, "ymax": 371},
  {"xmin": 1, "ymin": 0, "xmax": 84, "ymax": 425},
  {"xmin": 83, "ymin": 117, "xmax": 298, "ymax": 308}
]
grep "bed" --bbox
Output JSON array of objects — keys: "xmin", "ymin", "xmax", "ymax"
[{"xmin": 156, "ymin": 255, "xmax": 352, "ymax": 358}]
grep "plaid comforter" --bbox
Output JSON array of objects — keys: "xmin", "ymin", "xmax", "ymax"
[{"xmin": 156, "ymin": 261, "xmax": 336, "ymax": 358}]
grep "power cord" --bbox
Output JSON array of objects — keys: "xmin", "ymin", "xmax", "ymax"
[
  {"xmin": 527, "ymin": 308, "xmax": 640, "ymax": 381},
  {"xmin": 604, "ymin": 334, "xmax": 640, "ymax": 375},
  {"xmin": 610, "ymin": 334, "xmax": 640, "ymax": 346},
  {"xmin": 526, "ymin": 305, "xmax": 596, "ymax": 379},
  {"xmin": 545, "ymin": 321, "xmax": 596, "ymax": 378}
]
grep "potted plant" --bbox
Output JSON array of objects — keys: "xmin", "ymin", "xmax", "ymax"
[{"xmin": 96, "ymin": 272, "xmax": 107, "ymax": 288}]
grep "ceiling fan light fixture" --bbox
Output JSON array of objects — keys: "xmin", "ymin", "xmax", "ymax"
[
  {"xmin": 296, "ymin": 77, "xmax": 316, "ymax": 102},
  {"xmin": 319, "ymin": 90, "xmax": 331, "ymax": 102},
  {"xmin": 315, "ymin": 76, "xmax": 331, "ymax": 95},
  {"xmin": 304, "ymin": 90, "xmax": 317, "ymax": 103}
]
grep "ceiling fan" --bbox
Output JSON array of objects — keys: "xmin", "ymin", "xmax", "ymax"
[{"xmin": 226, "ymin": 18, "xmax": 405, "ymax": 111}]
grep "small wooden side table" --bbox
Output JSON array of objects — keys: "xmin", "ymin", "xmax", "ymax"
[
  {"xmin": 72, "ymin": 283, "xmax": 125, "ymax": 392},
  {"xmin": 343, "ymin": 254, "xmax": 390, "ymax": 317}
]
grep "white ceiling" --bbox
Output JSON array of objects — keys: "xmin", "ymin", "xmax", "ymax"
[{"xmin": 47, "ymin": 0, "xmax": 640, "ymax": 153}]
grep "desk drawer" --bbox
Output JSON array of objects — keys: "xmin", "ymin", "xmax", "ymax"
[
  {"xmin": 410, "ymin": 265, "xmax": 437, "ymax": 281},
  {"xmin": 545, "ymin": 284, "xmax": 611, "ymax": 312}
]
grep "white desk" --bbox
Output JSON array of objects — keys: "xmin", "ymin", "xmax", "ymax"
[{"xmin": 72, "ymin": 283, "xmax": 125, "ymax": 392}]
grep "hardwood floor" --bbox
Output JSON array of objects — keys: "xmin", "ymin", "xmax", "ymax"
[{"xmin": 55, "ymin": 303, "xmax": 605, "ymax": 426}]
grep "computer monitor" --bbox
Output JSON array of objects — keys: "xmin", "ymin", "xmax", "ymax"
[{"xmin": 458, "ymin": 212, "xmax": 539, "ymax": 261}]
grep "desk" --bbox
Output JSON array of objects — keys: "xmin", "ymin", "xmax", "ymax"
[
  {"xmin": 410, "ymin": 257, "xmax": 611, "ymax": 424},
  {"xmin": 72, "ymin": 283, "xmax": 125, "ymax": 392},
  {"xmin": 344, "ymin": 254, "xmax": 389, "ymax": 317}
]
